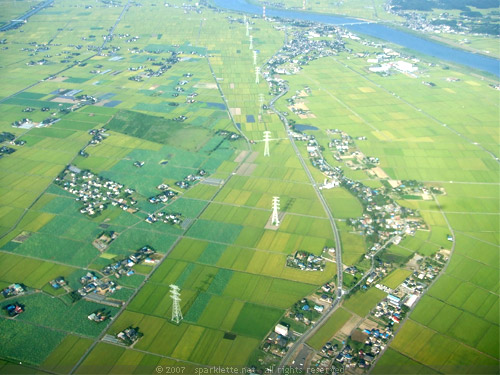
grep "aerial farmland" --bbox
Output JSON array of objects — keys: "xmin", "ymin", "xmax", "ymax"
[{"xmin": 0, "ymin": 0, "xmax": 498, "ymax": 374}]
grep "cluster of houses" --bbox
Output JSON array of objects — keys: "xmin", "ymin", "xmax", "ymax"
[
  {"xmin": 102, "ymin": 246, "xmax": 156, "ymax": 277},
  {"xmin": 373, "ymin": 295, "xmax": 406, "ymax": 325},
  {"xmin": 390, "ymin": 180, "xmax": 446, "ymax": 201},
  {"xmin": 299, "ymin": 129, "xmax": 426, "ymax": 252},
  {"xmin": 335, "ymin": 341, "xmax": 381, "ymax": 369},
  {"xmin": 388, "ymin": 252, "xmax": 447, "ymax": 303},
  {"xmin": 0, "ymin": 146, "xmax": 16, "ymax": 157},
  {"xmin": 2, "ymin": 283, "xmax": 25, "ymax": 298},
  {"xmin": 264, "ymin": 24, "xmax": 346, "ymax": 77},
  {"xmin": 263, "ymin": 323, "xmax": 291, "ymax": 357},
  {"xmin": 55, "ymin": 166, "xmax": 138, "ymax": 217},
  {"xmin": 387, "ymin": 2, "xmax": 495, "ymax": 37},
  {"xmin": 149, "ymin": 183, "xmax": 178, "ymax": 204},
  {"xmin": 128, "ymin": 52, "xmax": 180, "ymax": 82},
  {"xmin": 172, "ymin": 114, "xmax": 188, "ymax": 121},
  {"xmin": 215, "ymin": 130, "xmax": 241, "ymax": 141},
  {"xmin": 11, "ymin": 116, "xmax": 59, "ymax": 129},
  {"xmin": 0, "ymin": 131, "xmax": 15, "ymax": 144},
  {"xmin": 370, "ymin": 268, "xmax": 393, "ymax": 289},
  {"xmin": 145, "ymin": 212, "xmax": 183, "ymax": 225},
  {"xmin": 78, "ymin": 272, "xmax": 117, "ymax": 297},
  {"xmin": 175, "ymin": 169, "xmax": 207, "ymax": 189},
  {"xmin": 328, "ymin": 130, "xmax": 379, "ymax": 170},
  {"xmin": 88, "ymin": 128, "xmax": 108, "ymax": 145},
  {"xmin": 286, "ymin": 250, "xmax": 325, "ymax": 271},
  {"xmin": 337, "ymin": 253, "xmax": 448, "ymax": 370}
]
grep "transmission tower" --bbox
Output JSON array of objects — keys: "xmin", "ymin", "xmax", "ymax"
[
  {"xmin": 271, "ymin": 197, "xmax": 280, "ymax": 226},
  {"xmin": 263, "ymin": 131, "xmax": 271, "ymax": 156},
  {"xmin": 253, "ymin": 50, "xmax": 258, "ymax": 65},
  {"xmin": 246, "ymin": 20, "xmax": 249, "ymax": 36},
  {"xmin": 170, "ymin": 284, "xmax": 183, "ymax": 324},
  {"xmin": 259, "ymin": 94, "xmax": 265, "ymax": 122},
  {"xmin": 249, "ymin": 35, "xmax": 253, "ymax": 50},
  {"xmin": 255, "ymin": 67, "xmax": 260, "ymax": 84}
]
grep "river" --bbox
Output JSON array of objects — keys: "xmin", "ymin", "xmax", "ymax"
[{"xmin": 213, "ymin": 0, "xmax": 499, "ymax": 77}]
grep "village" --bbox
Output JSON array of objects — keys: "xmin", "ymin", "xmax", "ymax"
[
  {"xmin": 256, "ymin": 247, "xmax": 449, "ymax": 372},
  {"xmin": 290, "ymin": 127, "xmax": 428, "ymax": 254},
  {"xmin": 55, "ymin": 165, "xmax": 139, "ymax": 217},
  {"xmin": 249, "ymin": 18, "xmax": 445, "ymax": 370}
]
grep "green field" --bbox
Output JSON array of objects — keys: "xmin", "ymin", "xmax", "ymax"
[
  {"xmin": 343, "ymin": 288, "xmax": 387, "ymax": 317},
  {"xmin": 381, "ymin": 269, "xmax": 413, "ymax": 289},
  {"xmin": 0, "ymin": 0, "xmax": 498, "ymax": 372},
  {"xmin": 307, "ymin": 308, "xmax": 353, "ymax": 350}
]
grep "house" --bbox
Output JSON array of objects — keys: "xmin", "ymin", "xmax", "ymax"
[
  {"xmin": 4, "ymin": 303, "xmax": 24, "ymax": 317},
  {"xmin": 366, "ymin": 272, "xmax": 377, "ymax": 284},
  {"xmin": 404, "ymin": 294, "xmax": 418, "ymax": 308},
  {"xmin": 117, "ymin": 327, "xmax": 142, "ymax": 345},
  {"xmin": 314, "ymin": 304, "xmax": 324, "ymax": 313},
  {"xmin": 387, "ymin": 294, "xmax": 401, "ymax": 307},
  {"xmin": 49, "ymin": 277, "xmax": 66, "ymax": 289},
  {"xmin": 2, "ymin": 283, "xmax": 25, "ymax": 298},
  {"xmin": 274, "ymin": 323, "xmax": 289, "ymax": 337}
]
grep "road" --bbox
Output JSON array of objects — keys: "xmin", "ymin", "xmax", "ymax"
[
  {"xmin": 269, "ymin": 84, "xmax": 343, "ymax": 295},
  {"xmin": 268, "ymin": 84, "xmax": 345, "ymax": 369},
  {"xmin": 0, "ymin": 0, "xmax": 54, "ymax": 32},
  {"xmin": 99, "ymin": 0, "xmax": 131, "ymax": 54}
]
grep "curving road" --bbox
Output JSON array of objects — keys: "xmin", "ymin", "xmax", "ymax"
[{"xmin": 268, "ymin": 84, "xmax": 345, "ymax": 368}]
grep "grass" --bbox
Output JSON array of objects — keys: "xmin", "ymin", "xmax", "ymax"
[
  {"xmin": 0, "ymin": 319, "xmax": 66, "ymax": 366},
  {"xmin": 106, "ymin": 110, "xmax": 213, "ymax": 152},
  {"xmin": 14, "ymin": 293, "xmax": 120, "ymax": 338},
  {"xmin": 372, "ymin": 348, "xmax": 439, "ymax": 374},
  {"xmin": 307, "ymin": 308, "xmax": 353, "ymax": 350},
  {"xmin": 0, "ymin": 252, "xmax": 76, "ymax": 289},
  {"xmin": 231, "ymin": 302, "xmax": 283, "ymax": 339},
  {"xmin": 0, "ymin": 0, "xmax": 498, "ymax": 371},
  {"xmin": 381, "ymin": 269, "xmax": 412, "ymax": 289},
  {"xmin": 343, "ymin": 288, "xmax": 387, "ymax": 317},
  {"xmin": 42, "ymin": 335, "xmax": 94, "ymax": 373}
]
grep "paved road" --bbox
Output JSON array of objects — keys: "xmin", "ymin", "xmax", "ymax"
[
  {"xmin": 268, "ymin": 84, "xmax": 345, "ymax": 369},
  {"xmin": 269, "ymin": 84, "xmax": 343, "ymax": 295},
  {"xmin": 99, "ymin": 0, "xmax": 131, "ymax": 53},
  {"xmin": 0, "ymin": 0, "xmax": 54, "ymax": 32}
]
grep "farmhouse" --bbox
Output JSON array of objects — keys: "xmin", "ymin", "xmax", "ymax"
[{"xmin": 2, "ymin": 283, "xmax": 25, "ymax": 298}]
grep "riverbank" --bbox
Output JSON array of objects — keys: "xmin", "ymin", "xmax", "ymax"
[{"xmin": 211, "ymin": 0, "xmax": 499, "ymax": 77}]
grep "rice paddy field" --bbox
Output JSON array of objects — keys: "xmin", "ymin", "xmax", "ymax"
[{"xmin": 0, "ymin": 0, "xmax": 498, "ymax": 373}]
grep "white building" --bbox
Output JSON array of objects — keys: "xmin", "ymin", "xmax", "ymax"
[{"xmin": 274, "ymin": 323, "xmax": 289, "ymax": 337}]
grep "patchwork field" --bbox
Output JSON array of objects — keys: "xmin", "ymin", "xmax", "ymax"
[{"xmin": 0, "ymin": 0, "xmax": 498, "ymax": 373}]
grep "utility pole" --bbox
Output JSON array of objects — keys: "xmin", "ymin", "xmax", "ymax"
[
  {"xmin": 263, "ymin": 130, "xmax": 271, "ymax": 156},
  {"xmin": 271, "ymin": 197, "xmax": 280, "ymax": 226},
  {"xmin": 170, "ymin": 285, "xmax": 183, "ymax": 324}
]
